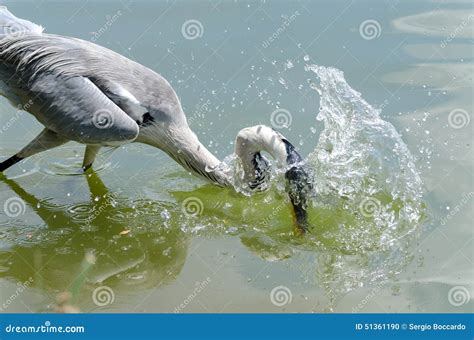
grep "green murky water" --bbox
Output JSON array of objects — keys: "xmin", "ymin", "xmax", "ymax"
[{"xmin": 0, "ymin": 0, "xmax": 472, "ymax": 313}]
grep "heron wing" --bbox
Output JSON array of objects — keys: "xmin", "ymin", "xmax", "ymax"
[
  {"xmin": 28, "ymin": 73, "xmax": 139, "ymax": 145},
  {"xmin": 0, "ymin": 34, "xmax": 182, "ymax": 125},
  {"xmin": 0, "ymin": 34, "xmax": 179, "ymax": 111},
  {"xmin": 88, "ymin": 77, "xmax": 149, "ymax": 124}
]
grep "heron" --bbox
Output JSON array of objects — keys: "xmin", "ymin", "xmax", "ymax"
[{"xmin": 0, "ymin": 7, "xmax": 311, "ymax": 232}]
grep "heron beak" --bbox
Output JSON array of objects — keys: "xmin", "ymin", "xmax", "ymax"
[{"xmin": 285, "ymin": 165, "xmax": 311, "ymax": 234}]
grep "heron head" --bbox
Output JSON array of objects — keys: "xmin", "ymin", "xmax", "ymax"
[{"xmin": 135, "ymin": 108, "xmax": 228, "ymax": 185}]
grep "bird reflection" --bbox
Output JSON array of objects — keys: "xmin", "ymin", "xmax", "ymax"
[
  {"xmin": 0, "ymin": 172, "xmax": 188, "ymax": 312},
  {"xmin": 0, "ymin": 171, "xmax": 419, "ymax": 313}
]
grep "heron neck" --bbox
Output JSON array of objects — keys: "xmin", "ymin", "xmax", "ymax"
[{"xmin": 165, "ymin": 126, "xmax": 230, "ymax": 186}]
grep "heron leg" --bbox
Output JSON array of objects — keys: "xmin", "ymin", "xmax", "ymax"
[
  {"xmin": 82, "ymin": 145, "xmax": 101, "ymax": 171},
  {"xmin": 0, "ymin": 129, "xmax": 68, "ymax": 172}
]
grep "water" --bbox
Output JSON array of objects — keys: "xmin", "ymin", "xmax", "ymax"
[{"xmin": 0, "ymin": 0, "xmax": 472, "ymax": 313}]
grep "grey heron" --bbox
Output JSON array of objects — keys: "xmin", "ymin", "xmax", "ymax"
[{"xmin": 0, "ymin": 7, "xmax": 311, "ymax": 232}]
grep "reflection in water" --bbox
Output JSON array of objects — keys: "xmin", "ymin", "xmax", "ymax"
[
  {"xmin": 176, "ymin": 186, "xmax": 423, "ymax": 311},
  {"xmin": 0, "ymin": 0, "xmax": 471, "ymax": 313},
  {"xmin": 173, "ymin": 65, "xmax": 427, "ymax": 309},
  {"xmin": 0, "ymin": 65, "xmax": 426, "ymax": 312},
  {"xmin": 392, "ymin": 10, "xmax": 473, "ymax": 38},
  {"xmin": 0, "ymin": 172, "xmax": 188, "ymax": 312}
]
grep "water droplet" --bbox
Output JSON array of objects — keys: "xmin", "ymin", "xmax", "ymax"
[
  {"xmin": 162, "ymin": 247, "xmax": 172, "ymax": 256},
  {"xmin": 160, "ymin": 209, "xmax": 171, "ymax": 220}
]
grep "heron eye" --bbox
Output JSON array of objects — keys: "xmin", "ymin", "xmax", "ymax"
[{"xmin": 138, "ymin": 112, "xmax": 155, "ymax": 127}]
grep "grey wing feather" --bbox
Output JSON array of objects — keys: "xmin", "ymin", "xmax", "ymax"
[
  {"xmin": 0, "ymin": 34, "xmax": 185, "ymax": 125},
  {"xmin": 0, "ymin": 34, "xmax": 107, "ymax": 80},
  {"xmin": 88, "ymin": 77, "xmax": 148, "ymax": 122},
  {"xmin": 28, "ymin": 73, "xmax": 139, "ymax": 145}
]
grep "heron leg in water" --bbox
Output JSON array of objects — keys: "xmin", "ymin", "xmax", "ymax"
[
  {"xmin": 82, "ymin": 145, "xmax": 101, "ymax": 171},
  {"xmin": 0, "ymin": 128, "xmax": 68, "ymax": 172}
]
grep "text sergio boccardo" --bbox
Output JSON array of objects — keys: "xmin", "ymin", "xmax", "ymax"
[{"xmin": 355, "ymin": 323, "xmax": 466, "ymax": 332}]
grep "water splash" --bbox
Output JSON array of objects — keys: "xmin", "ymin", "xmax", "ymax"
[
  {"xmin": 193, "ymin": 65, "xmax": 426, "ymax": 304},
  {"xmin": 296, "ymin": 65, "xmax": 425, "ymax": 302},
  {"xmin": 308, "ymin": 65, "xmax": 422, "ymax": 200},
  {"xmin": 0, "ymin": 63, "xmax": 427, "ymax": 312},
  {"xmin": 214, "ymin": 65, "xmax": 424, "ymax": 246},
  {"xmin": 305, "ymin": 65, "xmax": 424, "ymax": 247}
]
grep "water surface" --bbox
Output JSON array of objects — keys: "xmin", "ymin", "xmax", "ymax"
[{"xmin": 0, "ymin": 0, "xmax": 472, "ymax": 313}]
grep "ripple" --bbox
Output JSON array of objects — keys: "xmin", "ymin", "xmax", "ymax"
[
  {"xmin": 33, "ymin": 150, "xmax": 114, "ymax": 176},
  {"xmin": 108, "ymin": 199, "xmax": 173, "ymax": 222},
  {"xmin": 66, "ymin": 203, "xmax": 95, "ymax": 223},
  {"xmin": 123, "ymin": 272, "xmax": 148, "ymax": 284}
]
